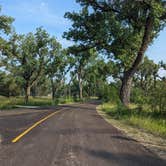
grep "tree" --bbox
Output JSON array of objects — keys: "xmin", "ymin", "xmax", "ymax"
[
  {"xmin": 0, "ymin": 71, "xmax": 20, "ymax": 97},
  {"xmin": 135, "ymin": 56, "xmax": 159, "ymax": 93},
  {"xmin": 64, "ymin": 0, "xmax": 166, "ymax": 106},
  {"xmin": 68, "ymin": 48, "xmax": 97, "ymax": 99},
  {"xmin": 31, "ymin": 76, "xmax": 51, "ymax": 97},
  {"xmin": 46, "ymin": 38, "xmax": 67, "ymax": 100},
  {"xmin": 0, "ymin": 6, "xmax": 14, "ymax": 35},
  {"xmin": 83, "ymin": 58, "xmax": 109, "ymax": 97},
  {"xmin": 0, "ymin": 6, "xmax": 14, "ymax": 68},
  {"xmin": 0, "ymin": 6, "xmax": 14, "ymax": 59},
  {"xmin": 2, "ymin": 28, "xmax": 51, "ymax": 103}
]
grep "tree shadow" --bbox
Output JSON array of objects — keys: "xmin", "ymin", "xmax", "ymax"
[
  {"xmin": 111, "ymin": 135, "xmax": 137, "ymax": 142},
  {"xmin": 71, "ymin": 145, "xmax": 166, "ymax": 166}
]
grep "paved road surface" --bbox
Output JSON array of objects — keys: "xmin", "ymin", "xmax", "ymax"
[{"xmin": 0, "ymin": 102, "xmax": 165, "ymax": 166}]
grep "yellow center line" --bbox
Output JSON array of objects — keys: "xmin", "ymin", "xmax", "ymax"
[{"xmin": 12, "ymin": 110, "xmax": 61, "ymax": 143}]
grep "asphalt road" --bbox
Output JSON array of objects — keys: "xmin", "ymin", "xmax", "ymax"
[{"xmin": 0, "ymin": 101, "xmax": 165, "ymax": 166}]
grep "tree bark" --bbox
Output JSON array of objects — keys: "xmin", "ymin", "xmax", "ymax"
[
  {"xmin": 79, "ymin": 78, "xmax": 83, "ymax": 99},
  {"xmin": 120, "ymin": 72, "xmax": 133, "ymax": 106},
  {"xmin": 78, "ymin": 66, "xmax": 83, "ymax": 100},
  {"xmin": 120, "ymin": 16, "xmax": 153, "ymax": 106},
  {"xmin": 52, "ymin": 87, "xmax": 55, "ymax": 100},
  {"xmin": 68, "ymin": 83, "xmax": 71, "ymax": 98},
  {"xmin": 24, "ymin": 85, "xmax": 30, "ymax": 104},
  {"xmin": 51, "ymin": 78, "xmax": 55, "ymax": 100}
]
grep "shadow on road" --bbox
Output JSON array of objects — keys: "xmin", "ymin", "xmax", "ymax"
[
  {"xmin": 71, "ymin": 145, "xmax": 166, "ymax": 166},
  {"xmin": 111, "ymin": 135, "xmax": 137, "ymax": 142}
]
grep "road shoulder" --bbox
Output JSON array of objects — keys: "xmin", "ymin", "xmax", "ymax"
[{"xmin": 97, "ymin": 105, "xmax": 166, "ymax": 161}]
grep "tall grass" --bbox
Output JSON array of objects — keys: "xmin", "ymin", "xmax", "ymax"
[
  {"xmin": 0, "ymin": 96, "xmax": 75, "ymax": 110},
  {"xmin": 101, "ymin": 103, "xmax": 166, "ymax": 138}
]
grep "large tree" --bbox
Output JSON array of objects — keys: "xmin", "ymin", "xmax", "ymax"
[
  {"xmin": 68, "ymin": 48, "xmax": 97, "ymax": 99},
  {"xmin": 0, "ymin": 6, "xmax": 13, "ymax": 35},
  {"xmin": 135, "ymin": 56, "xmax": 159, "ymax": 92},
  {"xmin": 0, "ymin": 6, "xmax": 14, "ymax": 66},
  {"xmin": 46, "ymin": 38, "xmax": 67, "ymax": 100},
  {"xmin": 64, "ymin": 0, "xmax": 166, "ymax": 106},
  {"xmin": 83, "ymin": 58, "xmax": 110, "ymax": 98},
  {"xmin": 2, "ymin": 28, "xmax": 51, "ymax": 103}
]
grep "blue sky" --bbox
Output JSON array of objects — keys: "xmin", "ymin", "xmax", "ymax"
[{"xmin": 0, "ymin": 0, "xmax": 166, "ymax": 64}]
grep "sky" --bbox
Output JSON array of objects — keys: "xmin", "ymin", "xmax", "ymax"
[{"xmin": 0, "ymin": 0, "xmax": 166, "ymax": 65}]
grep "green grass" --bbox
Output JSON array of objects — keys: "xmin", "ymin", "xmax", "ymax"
[
  {"xmin": 100, "ymin": 102, "xmax": 166, "ymax": 138},
  {"xmin": 0, "ymin": 96, "xmax": 75, "ymax": 110}
]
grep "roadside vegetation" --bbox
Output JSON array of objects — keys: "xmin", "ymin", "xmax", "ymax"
[
  {"xmin": 98, "ymin": 71, "xmax": 166, "ymax": 138},
  {"xmin": 99, "ymin": 103, "xmax": 166, "ymax": 138},
  {"xmin": 0, "ymin": 96, "xmax": 75, "ymax": 110}
]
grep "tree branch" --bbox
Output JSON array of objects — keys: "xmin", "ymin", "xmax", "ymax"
[{"xmin": 91, "ymin": 1, "xmax": 120, "ymax": 13}]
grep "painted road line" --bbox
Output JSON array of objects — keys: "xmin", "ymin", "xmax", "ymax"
[{"xmin": 12, "ymin": 110, "xmax": 61, "ymax": 143}]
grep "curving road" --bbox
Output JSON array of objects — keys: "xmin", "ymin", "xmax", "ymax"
[{"xmin": 0, "ymin": 101, "xmax": 165, "ymax": 166}]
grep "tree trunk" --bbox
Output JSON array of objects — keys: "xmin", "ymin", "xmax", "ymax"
[
  {"xmin": 51, "ymin": 78, "xmax": 55, "ymax": 100},
  {"xmin": 120, "ymin": 72, "xmax": 133, "ymax": 106},
  {"xmin": 68, "ymin": 85, "xmax": 71, "ymax": 98},
  {"xmin": 25, "ymin": 85, "xmax": 30, "ymax": 104},
  {"xmin": 79, "ymin": 79, "xmax": 83, "ymax": 99},
  {"xmin": 52, "ymin": 87, "xmax": 55, "ymax": 100},
  {"xmin": 31, "ymin": 86, "xmax": 37, "ymax": 98},
  {"xmin": 120, "ymin": 16, "xmax": 153, "ymax": 106},
  {"xmin": 78, "ymin": 67, "xmax": 83, "ymax": 100},
  {"xmin": 88, "ymin": 85, "xmax": 91, "ymax": 98}
]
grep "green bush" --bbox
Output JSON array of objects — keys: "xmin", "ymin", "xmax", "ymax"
[
  {"xmin": 131, "ymin": 88, "xmax": 147, "ymax": 104},
  {"xmin": 148, "ymin": 82, "xmax": 166, "ymax": 114},
  {"xmin": 98, "ymin": 84, "xmax": 120, "ymax": 103}
]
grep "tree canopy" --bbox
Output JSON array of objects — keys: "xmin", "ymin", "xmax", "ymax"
[{"xmin": 64, "ymin": 0, "xmax": 166, "ymax": 106}]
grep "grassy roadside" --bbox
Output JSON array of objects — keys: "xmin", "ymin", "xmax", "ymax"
[
  {"xmin": 0, "ymin": 95, "xmax": 94, "ymax": 110},
  {"xmin": 97, "ymin": 103, "xmax": 166, "ymax": 159},
  {"xmin": 98, "ymin": 103, "xmax": 166, "ymax": 138},
  {"xmin": 0, "ymin": 96, "xmax": 75, "ymax": 110}
]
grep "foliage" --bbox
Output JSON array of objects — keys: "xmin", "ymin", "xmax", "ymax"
[
  {"xmin": 0, "ymin": 6, "xmax": 14, "ymax": 35},
  {"xmin": 97, "ymin": 83, "xmax": 120, "ymax": 103},
  {"xmin": 1, "ymin": 27, "xmax": 64, "ymax": 103},
  {"xmin": 0, "ymin": 6, "xmax": 14, "ymax": 66},
  {"xmin": 64, "ymin": 0, "xmax": 166, "ymax": 106},
  {"xmin": 0, "ymin": 72, "xmax": 21, "ymax": 97},
  {"xmin": 101, "ymin": 102, "xmax": 166, "ymax": 138},
  {"xmin": 46, "ymin": 38, "xmax": 67, "ymax": 100},
  {"xmin": 67, "ymin": 48, "xmax": 98, "ymax": 99},
  {"xmin": 131, "ymin": 56, "xmax": 166, "ymax": 114},
  {"xmin": 148, "ymin": 81, "xmax": 166, "ymax": 114}
]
